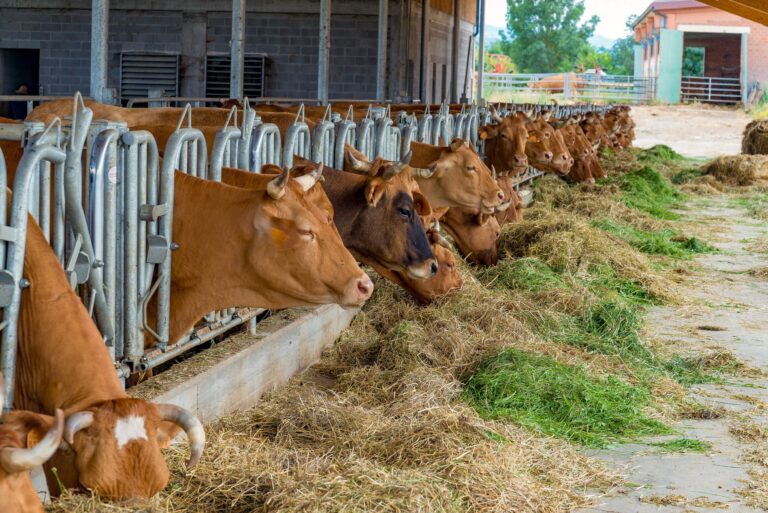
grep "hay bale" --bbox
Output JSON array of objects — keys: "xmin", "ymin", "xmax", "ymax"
[
  {"xmin": 702, "ymin": 155, "xmax": 768, "ymax": 186},
  {"xmin": 742, "ymin": 119, "xmax": 768, "ymax": 155}
]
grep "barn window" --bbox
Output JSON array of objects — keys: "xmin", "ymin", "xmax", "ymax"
[
  {"xmin": 205, "ymin": 54, "xmax": 267, "ymax": 99},
  {"xmin": 119, "ymin": 52, "xmax": 180, "ymax": 102}
]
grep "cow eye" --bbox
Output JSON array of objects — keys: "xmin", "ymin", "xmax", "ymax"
[
  {"xmin": 544, "ymin": 132, "xmax": 551, "ymax": 138},
  {"xmin": 397, "ymin": 207, "xmax": 411, "ymax": 219},
  {"xmin": 297, "ymin": 228, "xmax": 315, "ymax": 241},
  {"xmin": 465, "ymin": 165, "xmax": 476, "ymax": 173}
]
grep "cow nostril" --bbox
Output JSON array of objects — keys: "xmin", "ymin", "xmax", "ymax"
[
  {"xmin": 543, "ymin": 152, "xmax": 553, "ymax": 160},
  {"xmin": 497, "ymin": 191, "xmax": 505, "ymax": 202},
  {"xmin": 560, "ymin": 154, "xmax": 568, "ymax": 161},
  {"xmin": 569, "ymin": 158, "xmax": 575, "ymax": 166},
  {"xmin": 430, "ymin": 261, "xmax": 439, "ymax": 277},
  {"xmin": 357, "ymin": 278, "xmax": 373, "ymax": 298}
]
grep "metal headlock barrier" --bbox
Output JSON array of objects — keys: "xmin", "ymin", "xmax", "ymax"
[{"xmin": 0, "ymin": 94, "xmax": 626, "ymax": 404}]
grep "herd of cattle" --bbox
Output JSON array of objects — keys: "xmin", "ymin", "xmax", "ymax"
[{"xmin": 0, "ymin": 97, "xmax": 635, "ymax": 512}]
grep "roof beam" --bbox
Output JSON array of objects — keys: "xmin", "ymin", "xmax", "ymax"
[{"xmin": 696, "ymin": 0, "xmax": 768, "ymax": 26}]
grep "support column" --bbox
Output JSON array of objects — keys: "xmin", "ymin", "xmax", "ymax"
[
  {"xmin": 476, "ymin": 0, "xmax": 485, "ymax": 104},
  {"xmin": 230, "ymin": 0, "xmax": 246, "ymax": 100},
  {"xmin": 419, "ymin": 0, "xmax": 430, "ymax": 102},
  {"xmin": 318, "ymin": 0, "xmax": 331, "ymax": 103},
  {"xmin": 451, "ymin": 0, "xmax": 461, "ymax": 103},
  {"xmin": 376, "ymin": 0, "xmax": 388, "ymax": 101},
  {"xmin": 741, "ymin": 32, "xmax": 749, "ymax": 104},
  {"xmin": 90, "ymin": 0, "xmax": 109, "ymax": 104}
]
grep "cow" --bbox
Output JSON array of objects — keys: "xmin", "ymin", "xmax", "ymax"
[
  {"xmin": 494, "ymin": 175, "xmax": 524, "ymax": 226},
  {"xmin": 0, "ymin": 373, "xmax": 64, "ymax": 513},
  {"xmin": 408, "ymin": 139, "xmax": 505, "ymax": 214},
  {"xmin": 15, "ymin": 214, "xmax": 206, "ymax": 499},
  {"xmin": 526, "ymin": 112, "xmax": 573, "ymax": 175},
  {"xmin": 580, "ymin": 112, "xmax": 613, "ymax": 150},
  {"xmin": 529, "ymin": 73, "xmax": 585, "ymax": 94},
  {"xmin": 440, "ymin": 208, "xmax": 501, "ymax": 266},
  {"xmin": 556, "ymin": 119, "xmax": 604, "ymax": 184},
  {"xmin": 161, "ymin": 168, "xmax": 374, "ymax": 345},
  {"xmin": 478, "ymin": 108, "xmax": 530, "ymax": 176}
]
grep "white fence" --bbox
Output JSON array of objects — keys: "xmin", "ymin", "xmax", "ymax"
[
  {"xmin": 681, "ymin": 76, "xmax": 742, "ymax": 104},
  {"xmin": 483, "ymin": 73, "xmax": 657, "ymax": 104}
]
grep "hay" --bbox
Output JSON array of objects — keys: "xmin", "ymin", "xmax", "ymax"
[
  {"xmin": 49, "ymin": 274, "xmax": 623, "ymax": 513},
  {"xmin": 702, "ymin": 155, "xmax": 768, "ymax": 186},
  {"xmin": 497, "ymin": 207, "xmax": 679, "ymax": 302},
  {"xmin": 742, "ymin": 119, "xmax": 768, "ymax": 155}
]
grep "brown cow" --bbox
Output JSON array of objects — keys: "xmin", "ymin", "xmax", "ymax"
[
  {"xmin": 16, "ymin": 215, "xmax": 206, "ymax": 499},
  {"xmin": 529, "ymin": 73, "xmax": 585, "ymax": 93},
  {"xmin": 440, "ymin": 208, "xmax": 501, "ymax": 266},
  {"xmin": 479, "ymin": 109, "xmax": 530, "ymax": 175},
  {"xmin": 409, "ymin": 139, "xmax": 505, "ymax": 213},
  {"xmin": 526, "ymin": 113, "xmax": 573, "ymax": 175},
  {"xmin": 494, "ymin": 175, "xmax": 524, "ymax": 226},
  {"xmin": 164, "ymin": 169, "xmax": 374, "ymax": 345},
  {"xmin": 0, "ymin": 373, "xmax": 64, "ymax": 513},
  {"xmin": 557, "ymin": 120, "xmax": 603, "ymax": 183}
]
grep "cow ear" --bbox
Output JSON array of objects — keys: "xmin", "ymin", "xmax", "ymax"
[
  {"xmin": 364, "ymin": 178, "xmax": 386, "ymax": 207},
  {"xmin": 412, "ymin": 191, "xmax": 432, "ymax": 217},
  {"xmin": 528, "ymin": 133, "xmax": 539, "ymax": 143},
  {"xmin": 449, "ymin": 139, "xmax": 464, "ymax": 152},
  {"xmin": 260, "ymin": 164, "xmax": 282, "ymax": 175},
  {"xmin": 478, "ymin": 125, "xmax": 496, "ymax": 140}
]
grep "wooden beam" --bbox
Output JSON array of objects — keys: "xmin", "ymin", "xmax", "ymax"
[{"xmin": 696, "ymin": 0, "xmax": 768, "ymax": 26}]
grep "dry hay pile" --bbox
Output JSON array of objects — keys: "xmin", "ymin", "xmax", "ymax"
[
  {"xmin": 702, "ymin": 155, "xmax": 768, "ymax": 186},
  {"xmin": 48, "ymin": 274, "xmax": 622, "ymax": 513},
  {"xmin": 742, "ymin": 119, "xmax": 768, "ymax": 155}
]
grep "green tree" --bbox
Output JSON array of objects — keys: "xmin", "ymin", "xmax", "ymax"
[
  {"xmin": 605, "ymin": 15, "xmax": 638, "ymax": 76},
  {"xmin": 502, "ymin": 0, "xmax": 599, "ymax": 73}
]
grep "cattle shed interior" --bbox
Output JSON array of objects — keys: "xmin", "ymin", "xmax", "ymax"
[{"xmin": 0, "ymin": 0, "xmax": 478, "ymax": 111}]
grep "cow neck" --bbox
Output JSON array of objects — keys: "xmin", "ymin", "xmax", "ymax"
[
  {"xmin": 317, "ymin": 166, "xmax": 370, "ymax": 262},
  {"xmin": 17, "ymin": 215, "xmax": 126, "ymax": 414},
  {"xmin": 164, "ymin": 172, "xmax": 278, "ymax": 344}
]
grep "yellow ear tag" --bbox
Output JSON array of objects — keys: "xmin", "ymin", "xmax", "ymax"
[{"xmin": 270, "ymin": 227, "xmax": 287, "ymax": 244}]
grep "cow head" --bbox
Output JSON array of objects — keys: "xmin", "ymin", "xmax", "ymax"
[
  {"xmin": 372, "ymin": 219, "xmax": 463, "ymax": 304},
  {"xmin": 410, "ymin": 139, "xmax": 505, "ymax": 213},
  {"xmin": 527, "ymin": 113, "xmax": 573, "ymax": 175},
  {"xmin": 478, "ymin": 108, "xmax": 530, "ymax": 175},
  {"xmin": 338, "ymin": 147, "xmax": 437, "ymax": 281},
  {"xmin": 49, "ymin": 398, "xmax": 205, "ymax": 500},
  {"xmin": 580, "ymin": 112, "xmax": 612, "ymax": 150},
  {"xmin": 557, "ymin": 120, "xmax": 598, "ymax": 184},
  {"xmin": 440, "ymin": 208, "xmax": 501, "ymax": 266},
  {"xmin": 494, "ymin": 175, "xmax": 524, "ymax": 226},
  {"xmin": 0, "ymin": 372, "xmax": 64, "ymax": 513}
]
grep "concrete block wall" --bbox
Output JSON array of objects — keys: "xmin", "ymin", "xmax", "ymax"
[{"xmin": 0, "ymin": 0, "xmax": 473, "ymax": 102}]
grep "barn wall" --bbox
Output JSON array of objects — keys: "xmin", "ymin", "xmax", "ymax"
[{"xmin": 0, "ymin": 0, "xmax": 475, "ymax": 102}]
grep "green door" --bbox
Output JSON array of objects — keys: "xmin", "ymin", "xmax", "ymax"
[{"xmin": 657, "ymin": 29, "xmax": 683, "ymax": 103}]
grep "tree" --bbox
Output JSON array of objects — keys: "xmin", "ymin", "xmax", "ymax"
[
  {"xmin": 502, "ymin": 0, "xmax": 599, "ymax": 73},
  {"xmin": 605, "ymin": 15, "xmax": 638, "ymax": 76}
]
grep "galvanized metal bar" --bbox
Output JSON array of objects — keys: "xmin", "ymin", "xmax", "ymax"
[
  {"xmin": 230, "ymin": 0, "xmax": 246, "ymax": 100},
  {"xmin": 419, "ymin": 0, "xmax": 430, "ymax": 102},
  {"xmin": 476, "ymin": 0, "xmax": 485, "ymax": 104},
  {"xmin": 1, "ymin": 132, "xmax": 66, "ymax": 411},
  {"xmin": 451, "ymin": 0, "xmax": 462, "ymax": 103},
  {"xmin": 250, "ymin": 122, "xmax": 282, "ymax": 171},
  {"xmin": 90, "ymin": 0, "xmax": 110, "ymax": 104},
  {"xmin": 376, "ymin": 0, "xmax": 388, "ymax": 101},
  {"xmin": 317, "ymin": 0, "xmax": 332, "ymax": 103}
]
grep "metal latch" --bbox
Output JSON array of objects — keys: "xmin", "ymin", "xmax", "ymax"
[
  {"xmin": 140, "ymin": 203, "xmax": 170, "ymax": 222},
  {"xmin": 146, "ymin": 234, "xmax": 169, "ymax": 264},
  {"xmin": 65, "ymin": 234, "xmax": 91, "ymax": 288},
  {"xmin": 0, "ymin": 270, "xmax": 16, "ymax": 307}
]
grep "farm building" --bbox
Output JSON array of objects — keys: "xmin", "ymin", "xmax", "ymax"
[
  {"xmin": 633, "ymin": 0, "xmax": 768, "ymax": 104},
  {"xmin": 0, "ymin": 0, "xmax": 477, "ymax": 113}
]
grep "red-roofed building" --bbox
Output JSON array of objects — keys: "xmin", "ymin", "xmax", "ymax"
[{"xmin": 633, "ymin": 0, "xmax": 768, "ymax": 104}]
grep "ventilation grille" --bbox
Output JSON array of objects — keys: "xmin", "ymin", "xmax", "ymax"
[
  {"xmin": 205, "ymin": 54, "xmax": 267, "ymax": 98},
  {"xmin": 120, "ymin": 53, "xmax": 180, "ymax": 100}
]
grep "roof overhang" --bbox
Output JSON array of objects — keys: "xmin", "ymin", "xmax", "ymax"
[{"xmin": 693, "ymin": 0, "xmax": 768, "ymax": 26}]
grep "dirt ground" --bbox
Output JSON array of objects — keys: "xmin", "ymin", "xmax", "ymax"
[
  {"xmin": 632, "ymin": 105, "xmax": 749, "ymax": 159},
  {"xmin": 577, "ymin": 107, "xmax": 768, "ymax": 513}
]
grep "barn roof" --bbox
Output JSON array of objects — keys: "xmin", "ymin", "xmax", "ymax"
[{"xmin": 633, "ymin": 0, "xmax": 768, "ymax": 27}]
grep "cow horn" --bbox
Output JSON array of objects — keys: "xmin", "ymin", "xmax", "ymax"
[
  {"xmin": 383, "ymin": 150, "xmax": 412, "ymax": 181},
  {"xmin": 64, "ymin": 411, "xmax": 94, "ymax": 445},
  {"xmin": 156, "ymin": 403, "xmax": 206, "ymax": 469},
  {"xmin": 347, "ymin": 150, "xmax": 374, "ymax": 173},
  {"xmin": 0, "ymin": 409, "xmax": 64, "ymax": 474},
  {"xmin": 267, "ymin": 167, "xmax": 291, "ymax": 200},
  {"xmin": 430, "ymin": 221, "xmax": 452, "ymax": 249},
  {"xmin": 294, "ymin": 163, "xmax": 324, "ymax": 192},
  {"xmin": 491, "ymin": 165, "xmax": 498, "ymax": 180},
  {"xmin": 490, "ymin": 105, "xmax": 503, "ymax": 123},
  {"xmin": 411, "ymin": 164, "xmax": 437, "ymax": 179}
]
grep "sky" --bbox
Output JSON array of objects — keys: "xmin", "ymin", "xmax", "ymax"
[{"xmin": 485, "ymin": 0, "xmax": 652, "ymax": 43}]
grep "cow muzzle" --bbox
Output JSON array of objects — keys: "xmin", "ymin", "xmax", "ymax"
[{"xmin": 342, "ymin": 273, "xmax": 374, "ymax": 306}]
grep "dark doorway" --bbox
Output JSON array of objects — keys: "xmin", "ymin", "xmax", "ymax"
[{"xmin": 0, "ymin": 48, "xmax": 40, "ymax": 118}]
